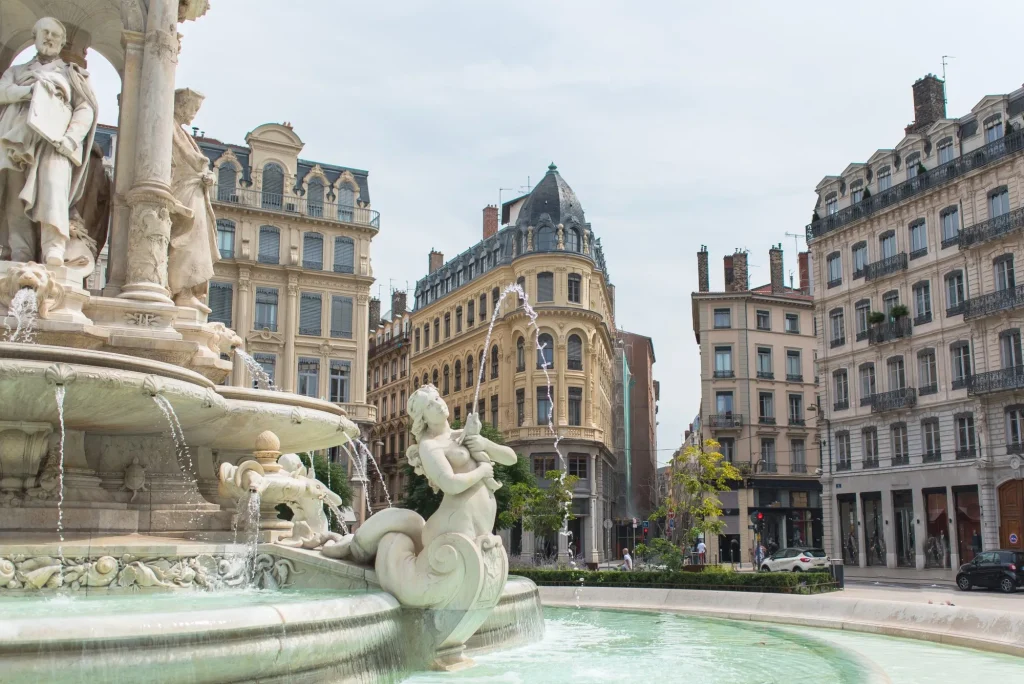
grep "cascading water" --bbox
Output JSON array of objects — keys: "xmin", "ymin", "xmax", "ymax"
[
  {"xmin": 352, "ymin": 438, "xmax": 391, "ymax": 508},
  {"xmin": 53, "ymin": 385, "xmax": 67, "ymax": 564},
  {"xmin": 234, "ymin": 349, "xmax": 276, "ymax": 390},
  {"xmin": 341, "ymin": 439, "xmax": 374, "ymax": 516},
  {"xmin": 4, "ymin": 287, "xmax": 38, "ymax": 343},
  {"xmin": 244, "ymin": 490, "xmax": 262, "ymax": 585},
  {"xmin": 325, "ymin": 500, "xmax": 350, "ymax": 536},
  {"xmin": 151, "ymin": 395, "xmax": 195, "ymax": 485}
]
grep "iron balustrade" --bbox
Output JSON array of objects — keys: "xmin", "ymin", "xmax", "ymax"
[
  {"xmin": 298, "ymin": 325, "xmax": 321, "ymax": 336},
  {"xmin": 941, "ymin": 234, "xmax": 961, "ymax": 249},
  {"xmin": 757, "ymin": 371, "xmax": 774, "ymax": 380},
  {"xmin": 807, "ymin": 129, "xmax": 1024, "ymax": 241},
  {"xmin": 789, "ymin": 417, "xmax": 806, "ymax": 426},
  {"xmin": 919, "ymin": 383, "xmax": 938, "ymax": 396},
  {"xmin": 868, "ymin": 318, "xmax": 912, "ymax": 345},
  {"xmin": 955, "ymin": 447, "xmax": 977, "ymax": 460},
  {"xmin": 967, "ymin": 365, "xmax": 1024, "ymax": 395},
  {"xmin": 708, "ymin": 414, "xmax": 743, "ymax": 428},
  {"xmin": 837, "ymin": 460, "xmax": 852, "ymax": 471},
  {"xmin": 869, "ymin": 387, "xmax": 917, "ymax": 413},
  {"xmin": 863, "ymin": 458, "xmax": 879, "ymax": 469},
  {"xmin": 833, "ymin": 399, "xmax": 850, "ymax": 411},
  {"xmin": 959, "ymin": 206, "xmax": 1024, "ymax": 249},
  {"xmin": 963, "ymin": 284, "xmax": 1024, "ymax": 321},
  {"xmin": 713, "ymin": 370, "xmax": 735, "ymax": 378},
  {"xmin": 214, "ymin": 188, "xmax": 381, "ymax": 229},
  {"xmin": 892, "ymin": 454, "xmax": 910, "ymax": 466},
  {"xmin": 368, "ymin": 334, "xmax": 410, "ymax": 360},
  {"xmin": 922, "ymin": 451, "xmax": 942, "ymax": 463},
  {"xmin": 830, "ymin": 336, "xmax": 846, "ymax": 348},
  {"xmin": 864, "ymin": 253, "xmax": 908, "ymax": 281},
  {"xmin": 914, "ymin": 312, "xmax": 932, "ymax": 326},
  {"xmin": 787, "ymin": 374, "xmax": 803, "ymax": 382},
  {"xmin": 758, "ymin": 416, "xmax": 777, "ymax": 425}
]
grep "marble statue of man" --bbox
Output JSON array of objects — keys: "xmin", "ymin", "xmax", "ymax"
[
  {"xmin": 0, "ymin": 17, "xmax": 98, "ymax": 267},
  {"xmin": 168, "ymin": 88, "xmax": 219, "ymax": 310}
]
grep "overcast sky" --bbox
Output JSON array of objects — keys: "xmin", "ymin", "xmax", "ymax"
[{"xmin": 77, "ymin": 0, "xmax": 1022, "ymax": 464}]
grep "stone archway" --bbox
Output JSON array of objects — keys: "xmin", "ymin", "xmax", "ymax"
[{"xmin": 998, "ymin": 480, "xmax": 1024, "ymax": 550}]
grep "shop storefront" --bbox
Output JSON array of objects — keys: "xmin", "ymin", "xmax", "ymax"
[
  {"xmin": 955, "ymin": 486, "xmax": 982, "ymax": 563},
  {"xmin": 924, "ymin": 488, "xmax": 951, "ymax": 569},
  {"xmin": 892, "ymin": 490, "xmax": 914, "ymax": 568},
  {"xmin": 862, "ymin": 493, "xmax": 884, "ymax": 566},
  {"xmin": 837, "ymin": 494, "xmax": 858, "ymax": 565}
]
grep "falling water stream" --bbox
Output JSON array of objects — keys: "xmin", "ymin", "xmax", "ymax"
[
  {"xmin": 244, "ymin": 490, "xmax": 262, "ymax": 585},
  {"xmin": 353, "ymin": 438, "xmax": 392, "ymax": 508},
  {"xmin": 53, "ymin": 385, "xmax": 67, "ymax": 565},
  {"xmin": 234, "ymin": 349, "xmax": 276, "ymax": 390},
  {"xmin": 341, "ymin": 439, "xmax": 374, "ymax": 516},
  {"xmin": 151, "ymin": 395, "xmax": 195, "ymax": 485},
  {"xmin": 4, "ymin": 287, "xmax": 38, "ymax": 343}
]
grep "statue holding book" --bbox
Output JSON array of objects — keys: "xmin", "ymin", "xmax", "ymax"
[{"xmin": 0, "ymin": 16, "xmax": 98, "ymax": 267}]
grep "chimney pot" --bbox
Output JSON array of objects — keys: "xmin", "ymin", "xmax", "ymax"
[
  {"xmin": 697, "ymin": 247, "xmax": 709, "ymax": 292},
  {"xmin": 428, "ymin": 249, "xmax": 444, "ymax": 274},
  {"xmin": 723, "ymin": 255, "xmax": 734, "ymax": 291},
  {"xmin": 391, "ymin": 291, "xmax": 407, "ymax": 318},
  {"xmin": 798, "ymin": 251, "xmax": 810, "ymax": 293},
  {"xmin": 906, "ymin": 74, "xmax": 946, "ymax": 134},
  {"xmin": 732, "ymin": 251, "xmax": 749, "ymax": 292},
  {"xmin": 769, "ymin": 245, "xmax": 784, "ymax": 294},
  {"xmin": 482, "ymin": 205, "xmax": 499, "ymax": 239}
]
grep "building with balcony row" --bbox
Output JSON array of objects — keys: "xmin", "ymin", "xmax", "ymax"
[
  {"xmin": 808, "ymin": 76, "xmax": 1024, "ymax": 577},
  {"xmin": 692, "ymin": 246, "xmax": 821, "ymax": 565}
]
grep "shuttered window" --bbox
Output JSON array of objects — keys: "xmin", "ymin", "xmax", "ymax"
[
  {"xmin": 330, "ymin": 295, "xmax": 353, "ymax": 338},
  {"xmin": 303, "ymin": 232, "xmax": 323, "ymax": 270},
  {"xmin": 537, "ymin": 272, "xmax": 554, "ymax": 302},
  {"xmin": 337, "ymin": 185, "xmax": 356, "ymax": 221},
  {"xmin": 334, "ymin": 236, "xmax": 355, "ymax": 273},
  {"xmin": 307, "ymin": 178, "xmax": 324, "ymax": 218},
  {"xmin": 208, "ymin": 282, "xmax": 233, "ymax": 326},
  {"xmin": 299, "ymin": 292, "xmax": 322, "ymax": 336},
  {"xmin": 254, "ymin": 287, "xmax": 278, "ymax": 331},
  {"xmin": 261, "ymin": 163, "xmax": 284, "ymax": 209},
  {"xmin": 217, "ymin": 165, "xmax": 237, "ymax": 201},
  {"xmin": 216, "ymin": 219, "xmax": 235, "ymax": 259},
  {"xmin": 258, "ymin": 226, "xmax": 280, "ymax": 264}
]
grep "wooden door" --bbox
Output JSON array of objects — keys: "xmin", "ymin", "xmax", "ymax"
[{"xmin": 998, "ymin": 481, "xmax": 1024, "ymax": 550}]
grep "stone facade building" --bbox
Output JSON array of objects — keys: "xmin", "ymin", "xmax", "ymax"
[
  {"xmin": 808, "ymin": 76, "xmax": 1024, "ymax": 577},
  {"xmin": 366, "ymin": 291, "xmax": 413, "ymax": 510},
  {"xmin": 692, "ymin": 246, "xmax": 821, "ymax": 565},
  {"xmin": 410, "ymin": 165, "xmax": 618, "ymax": 565},
  {"xmin": 616, "ymin": 331, "xmax": 659, "ymax": 518}
]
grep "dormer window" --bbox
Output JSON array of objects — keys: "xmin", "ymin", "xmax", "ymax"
[
  {"xmin": 825, "ymin": 193, "xmax": 838, "ymax": 216},
  {"xmin": 877, "ymin": 167, "xmax": 892, "ymax": 191},
  {"xmin": 985, "ymin": 116, "xmax": 1004, "ymax": 143},
  {"xmin": 937, "ymin": 138, "xmax": 955, "ymax": 164},
  {"xmin": 906, "ymin": 153, "xmax": 921, "ymax": 178},
  {"xmin": 851, "ymin": 180, "xmax": 864, "ymax": 204}
]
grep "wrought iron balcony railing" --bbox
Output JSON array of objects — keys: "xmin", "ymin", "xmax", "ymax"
[
  {"xmin": 836, "ymin": 460, "xmax": 852, "ymax": 471},
  {"xmin": 789, "ymin": 417, "xmax": 806, "ymax": 426},
  {"xmin": 708, "ymin": 414, "xmax": 743, "ymax": 428},
  {"xmin": 914, "ymin": 312, "xmax": 932, "ymax": 326},
  {"xmin": 298, "ymin": 325, "xmax": 321, "ymax": 336},
  {"xmin": 919, "ymin": 383, "xmax": 938, "ymax": 396},
  {"xmin": 713, "ymin": 370, "xmax": 735, "ymax": 378},
  {"xmin": 868, "ymin": 318, "xmax": 912, "ymax": 345},
  {"xmin": 955, "ymin": 446, "xmax": 977, "ymax": 460},
  {"xmin": 757, "ymin": 371, "xmax": 774, "ymax": 380},
  {"xmin": 869, "ymin": 387, "xmax": 917, "ymax": 413},
  {"xmin": 787, "ymin": 373, "xmax": 803, "ymax": 382},
  {"xmin": 863, "ymin": 458, "xmax": 879, "ymax": 469},
  {"xmin": 892, "ymin": 454, "xmax": 910, "ymax": 466},
  {"xmin": 833, "ymin": 399, "xmax": 849, "ymax": 411},
  {"xmin": 963, "ymin": 284, "xmax": 1024, "ymax": 321},
  {"xmin": 758, "ymin": 416, "xmax": 777, "ymax": 425},
  {"xmin": 959, "ymin": 206, "xmax": 1024, "ymax": 249},
  {"xmin": 967, "ymin": 365, "xmax": 1024, "ymax": 395},
  {"xmin": 214, "ymin": 188, "xmax": 381, "ymax": 229},
  {"xmin": 807, "ymin": 129, "xmax": 1024, "ymax": 240},
  {"xmin": 864, "ymin": 253, "xmax": 908, "ymax": 281},
  {"xmin": 369, "ymin": 334, "xmax": 410, "ymax": 360},
  {"xmin": 922, "ymin": 451, "xmax": 942, "ymax": 463}
]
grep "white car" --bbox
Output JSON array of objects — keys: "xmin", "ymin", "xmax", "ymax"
[{"xmin": 761, "ymin": 547, "xmax": 829, "ymax": 572}]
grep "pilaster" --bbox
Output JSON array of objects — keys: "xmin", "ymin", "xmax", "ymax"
[
  {"xmin": 282, "ymin": 277, "xmax": 298, "ymax": 392},
  {"xmin": 911, "ymin": 486, "xmax": 927, "ymax": 570},
  {"xmin": 881, "ymin": 490, "xmax": 896, "ymax": 568}
]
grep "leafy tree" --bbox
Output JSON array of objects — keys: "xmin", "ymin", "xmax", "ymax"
[
  {"xmin": 650, "ymin": 439, "xmax": 741, "ymax": 548},
  {"xmin": 275, "ymin": 451, "xmax": 352, "ymax": 533},
  {"xmin": 509, "ymin": 470, "xmax": 578, "ymax": 538},
  {"xmin": 633, "ymin": 537, "xmax": 684, "ymax": 571}
]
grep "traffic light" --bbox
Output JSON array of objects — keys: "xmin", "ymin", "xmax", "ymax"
[{"xmin": 750, "ymin": 510, "xmax": 765, "ymax": 534}]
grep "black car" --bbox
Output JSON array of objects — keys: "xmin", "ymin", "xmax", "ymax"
[{"xmin": 956, "ymin": 550, "xmax": 1024, "ymax": 593}]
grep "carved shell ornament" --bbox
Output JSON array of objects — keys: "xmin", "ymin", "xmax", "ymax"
[{"xmin": 122, "ymin": 457, "xmax": 148, "ymax": 501}]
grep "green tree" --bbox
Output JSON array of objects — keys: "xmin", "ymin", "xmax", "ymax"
[
  {"xmin": 275, "ymin": 451, "xmax": 352, "ymax": 533},
  {"xmin": 650, "ymin": 439, "xmax": 741, "ymax": 547},
  {"xmin": 509, "ymin": 470, "xmax": 578, "ymax": 538}
]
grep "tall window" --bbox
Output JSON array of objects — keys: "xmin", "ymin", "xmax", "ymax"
[
  {"xmin": 254, "ymin": 287, "xmax": 279, "ymax": 331},
  {"xmin": 568, "ymin": 387, "xmax": 582, "ymax": 426},
  {"xmin": 1000, "ymin": 329, "xmax": 1023, "ymax": 369},
  {"xmin": 883, "ymin": 290, "xmax": 900, "ymax": 317},
  {"xmin": 791, "ymin": 439, "xmax": 806, "ymax": 472},
  {"xmin": 491, "ymin": 345, "xmax": 500, "ymax": 379},
  {"xmin": 208, "ymin": 282, "xmax": 233, "ymax": 327},
  {"xmin": 536, "ymin": 226, "xmax": 556, "ymax": 251},
  {"xmin": 756, "ymin": 347, "xmax": 772, "ymax": 378},
  {"xmin": 786, "ymin": 350, "xmax": 801, "ymax": 380},
  {"xmin": 887, "ymin": 356, "xmax": 906, "ymax": 390},
  {"xmin": 306, "ymin": 177, "xmax": 324, "ymax": 217},
  {"xmin": 836, "ymin": 431, "xmax": 851, "ymax": 468},
  {"xmin": 1007, "ymin": 406, "xmax": 1024, "ymax": 452},
  {"xmin": 536, "ymin": 386, "xmax": 552, "ymax": 426},
  {"xmin": 785, "ymin": 313, "xmax": 799, "ymax": 333},
  {"xmin": 951, "ymin": 342, "xmax": 972, "ymax": 387},
  {"xmin": 956, "ymin": 413, "xmax": 977, "ymax": 457},
  {"xmin": 855, "ymin": 299, "xmax": 870, "ymax": 337},
  {"xmin": 859, "ymin": 363, "xmax": 876, "ymax": 399},
  {"xmin": 756, "ymin": 310, "xmax": 770, "ymax": 330},
  {"xmin": 492, "ymin": 287, "xmax": 500, "ymax": 310},
  {"xmin": 989, "ymin": 187, "xmax": 1010, "ymax": 218},
  {"xmin": 216, "ymin": 219, "xmax": 235, "ymax": 259},
  {"xmin": 834, "ymin": 370, "xmax": 849, "ymax": 407},
  {"xmin": 299, "ymin": 292, "xmax": 322, "ymax": 336},
  {"xmin": 516, "ymin": 337, "xmax": 525, "ymax": 372},
  {"xmin": 467, "ymin": 300, "xmax": 475, "ymax": 326},
  {"xmin": 852, "ymin": 185, "xmax": 864, "ymax": 203},
  {"xmin": 337, "ymin": 184, "xmax": 356, "ymax": 222},
  {"xmin": 909, "ymin": 220, "xmax": 927, "ymax": 256},
  {"xmin": 716, "ymin": 391, "xmax": 734, "ymax": 415},
  {"xmin": 444, "ymin": 313, "xmax": 451, "ymax": 338},
  {"xmin": 913, "ymin": 281, "xmax": 932, "ymax": 321},
  {"xmin": 423, "ymin": 324, "xmax": 430, "ymax": 348},
  {"xmin": 297, "ymin": 357, "xmax": 319, "ymax": 397},
  {"xmin": 788, "ymin": 394, "xmax": 803, "ymax": 423},
  {"xmin": 258, "ymin": 226, "xmax": 280, "ymax": 264},
  {"xmin": 941, "ymin": 206, "xmax": 960, "ymax": 244},
  {"xmin": 466, "ymin": 355, "xmax": 474, "ymax": 387},
  {"xmin": 442, "ymin": 365, "xmax": 450, "ymax": 395},
  {"xmin": 537, "ymin": 333, "xmax": 554, "ymax": 369},
  {"xmin": 433, "ymin": 319, "xmax": 439, "ymax": 344},
  {"xmin": 985, "ymin": 119, "xmax": 1004, "ymax": 143},
  {"xmin": 455, "ymin": 307, "xmax": 463, "ymax": 333},
  {"xmin": 567, "ymin": 334, "xmax": 583, "ymax": 370},
  {"xmin": 454, "ymin": 360, "xmax": 462, "ymax": 392},
  {"xmin": 852, "ymin": 243, "xmax": 867, "ymax": 276},
  {"xmin": 490, "ymin": 395, "xmax": 499, "ymax": 427},
  {"xmin": 826, "ymin": 196, "xmax": 838, "ymax": 215},
  {"xmin": 918, "ymin": 350, "xmax": 937, "ymax": 391},
  {"xmin": 537, "ymin": 272, "xmax": 554, "ymax": 302},
  {"xmin": 829, "ymin": 308, "xmax": 845, "ymax": 346},
  {"xmin": 880, "ymin": 232, "xmax": 897, "ymax": 259},
  {"xmin": 329, "ymin": 360, "xmax": 350, "ymax": 402},
  {"xmin": 333, "ymin": 237, "xmax": 355, "ymax": 274},
  {"xmin": 758, "ymin": 391, "xmax": 774, "ymax": 422},
  {"xmin": 862, "ymin": 428, "xmax": 878, "ymax": 465},
  {"xmin": 923, "ymin": 419, "xmax": 941, "ymax": 459},
  {"xmin": 877, "ymin": 168, "xmax": 892, "ymax": 190},
  {"xmin": 994, "ymin": 255, "xmax": 1016, "ymax": 292},
  {"xmin": 827, "ymin": 252, "xmax": 842, "ymax": 285},
  {"xmin": 945, "ymin": 271, "xmax": 965, "ymax": 313},
  {"xmin": 414, "ymin": 328, "xmax": 421, "ymax": 353},
  {"xmin": 714, "ymin": 346, "xmax": 733, "ymax": 377},
  {"xmin": 567, "ymin": 274, "xmax": 581, "ymax": 303},
  {"xmin": 516, "ymin": 389, "xmax": 525, "ymax": 426},
  {"xmin": 217, "ymin": 164, "xmax": 237, "ymax": 201},
  {"xmin": 566, "ymin": 228, "xmax": 581, "ymax": 253},
  {"xmin": 937, "ymin": 141, "xmax": 955, "ymax": 164},
  {"xmin": 891, "ymin": 423, "xmax": 908, "ymax": 463},
  {"xmin": 907, "ymin": 156, "xmax": 920, "ymax": 179},
  {"xmin": 330, "ymin": 295, "xmax": 353, "ymax": 338},
  {"xmin": 760, "ymin": 438, "xmax": 776, "ymax": 472},
  {"xmin": 714, "ymin": 308, "xmax": 731, "ymax": 328},
  {"xmin": 479, "ymin": 294, "xmax": 487, "ymax": 320},
  {"xmin": 261, "ymin": 162, "xmax": 284, "ymax": 208}
]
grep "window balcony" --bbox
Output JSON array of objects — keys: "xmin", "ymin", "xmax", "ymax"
[
  {"xmin": 869, "ymin": 387, "xmax": 917, "ymax": 413},
  {"xmin": 786, "ymin": 373, "xmax": 803, "ymax": 382},
  {"xmin": 951, "ymin": 376, "xmax": 970, "ymax": 391},
  {"xmin": 254, "ymin": 320, "xmax": 278, "ymax": 332},
  {"xmin": 868, "ymin": 318, "xmax": 912, "ymax": 345},
  {"xmin": 946, "ymin": 302, "xmax": 965, "ymax": 318},
  {"xmin": 864, "ymin": 253, "xmax": 909, "ymax": 281},
  {"xmin": 863, "ymin": 458, "xmax": 879, "ymax": 469},
  {"xmin": 892, "ymin": 454, "xmax": 910, "ymax": 466},
  {"xmin": 788, "ymin": 417, "xmax": 806, "ymax": 427},
  {"xmin": 214, "ymin": 188, "xmax": 381, "ymax": 229},
  {"xmin": 298, "ymin": 325, "xmax": 321, "ymax": 336},
  {"xmin": 941, "ymin": 234, "xmax": 960, "ymax": 249},
  {"xmin": 856, "ymin": 330, "xmax": 869, "ymax": 342},
  {"xmin": 833, "ymin": 399, "xmax": 849, "ymax": 412},
  {"xmin": 959, "ymin": 206, "xmax": 1024, "ymax": 249},
  {"xmin": 922, "ymin": 451, "xmax": 942, "ymax": 463},
  {"xmin": 792, "ymin": 463, "xmax": 808, "ymax": 474},
  {"xmin": 713, "ymin": 370, "xmax": 735, "ymax": 378},
  {"xmin": 830, "ymin": 336, "xmax": 846, "ymax": 349},
  {"xmin": 910, "ymin": 247, "xmax": 928, "ymax": 260},
  {"xmin": 913, "ymin": 312, "xmax": 932, "ymax": 326},
  {"xmin": 963, "ymin": 284, "xmax": 1024, "ymax": 321},
  {"xmin": 955, "ymin": 446, "xmax": 977, "ymax": 460},
  {"xmin": 707, "ymin": 414, "xmax": 743, "ymax": 429},
  {"xmin": 919, "ymin": 383, "xmax": 938, "ymax": 396},
  {"xmin": 756, "ymin": 371, "xmax": 774, "ymax": 380},
  {"xmin": 827, "ymin": 278, "xmax": 842, "ymax": 289},
  {"xmin": 967, "ymin": 365, "xmax": 1024, "ymax": 395},
  {"xmin": 302, "ymin": 259, "xmax": 323, "ymax": 270},
  {"xmin": 758, "ymin": 416, "xmax": 777, "ymax": 425},
  {"xmin": 1008, "ymin": 442, "xmax": 1024, "ymax": 455},
  {"xmin": 836, "ymin": 460, "xmax": 852, "ymax": 472},
  {"xmin": 807, "ymin": 129, "xmax": 1024, "ymax": 241}
]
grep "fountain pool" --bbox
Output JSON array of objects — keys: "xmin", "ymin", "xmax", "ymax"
[{"xmin": 406, "ymin": 607, "xmax": 1024, "ymax": 683}]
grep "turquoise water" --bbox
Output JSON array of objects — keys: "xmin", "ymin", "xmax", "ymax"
[{"xmin": 405, "ymin": 607, "xmax": 1024, "ymax": 683}]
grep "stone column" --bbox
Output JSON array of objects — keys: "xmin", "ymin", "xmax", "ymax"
[
  {"xmin": 588, "ymin": 452, "xmax": 600, "ymax": 567},
  {"xmin": 881, "ymin": 491, "xmax": 896, "ymax": 568},
  {"xmin": 354, "ymin": 294, "xmax": 370, "ymax": 403},
  {"xmin": 946, "ymin": 485, "xmax": 960, "ymax": 569},
  {"xmin": 556, "ymin": 341, "xmax": 567, "ymax": 427},
  {"xmin": 118, "ymin": 0, "xmax": 181, "ymax": 303},
  {"xmin": 520, "ymin": 529, "xmax": 535, "ymax": 563},
  {"xmin": 820, "ymin": 475, "xmax": 835, "ymax": 559},
  {"xmin": 282, "ymin": 278, "xmax": 298, "ymax": 392},
  {"xmin": 911, "ymin": 487, "xmax": 927, "ymax": 570},
  {"xmin": 855, "ymin": 493, "xmax": 867, "ymax": 569},
  {"xmin": 585, "ymin": 346, "xmax": 596, "ymax": 425},
  {"xmin": 103, "ymin": 30, "xmax": 145, "ymax": 296}
]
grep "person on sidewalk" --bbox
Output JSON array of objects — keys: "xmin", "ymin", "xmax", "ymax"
[
  {"xmin": 696, "ymin": 539, "xmax": 707, "ymax": 564},
  {"xmin": 620, "ymin": 548, "xmax": 633, "ymax": 571}
]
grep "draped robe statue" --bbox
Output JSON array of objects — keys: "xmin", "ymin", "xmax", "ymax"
[{"xmin": 0, "ymin": 17, "xmax": 98, "ymax": 266}]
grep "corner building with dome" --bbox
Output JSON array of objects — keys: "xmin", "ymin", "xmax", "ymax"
[{"xmin": 410, "ymin": 164, "xmax": 619, "ymax": 565}]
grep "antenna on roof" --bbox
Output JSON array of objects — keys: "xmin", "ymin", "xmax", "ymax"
[{"xmin": 942, "ymin": 56, "xmax": 955, "ymax": 105}]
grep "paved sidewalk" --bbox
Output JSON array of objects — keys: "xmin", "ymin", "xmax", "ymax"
[{"xmin": 839, "ymin": 584, "xmax": 1024, "ymax": 611}]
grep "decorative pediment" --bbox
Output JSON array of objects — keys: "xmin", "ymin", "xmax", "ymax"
[{"xmin": 215, "ymin": 148, "xmax": 242, "ymax": 171}]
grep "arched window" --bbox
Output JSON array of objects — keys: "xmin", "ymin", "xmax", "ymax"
[
  {"xmin": 466, "ymin": 355, "xmax": 474, "ymax": 387},
  {"xmin": 442, "ymin": 365, "xmax": 450, "ymax": 395},
  {"xmin": 537, "ymin": 333, "xmax": 554, "ymax": 369},
  {"xmin": 307, "ymin": 177, "xmax": 325, "ymax": 217},
  {"xmin": 516, "ymin": 337, "xmax": 525, "ymax": 372},
  {"xmin": 518, "ymin": 230, "xmax": 527, "ymax": 255},
  {"xmin": 258, "ymin": 225, "xmax": 280, "ymax": 264},
  {"xmin": 454, "ymin": 360, "xmax": 462, "ymax": 392},
  {"xmin": 432, "ymin": 369, "xmax": 438, "ymax": 387},
  {"xmin": 566, "ymin": 227, "xmax": 581, "ymax": 253},
  {"xmin": 217, "ymin": 164, "xmax": 237, "ymax": 202},
  {"xmin": 337, "ymin": 184, "xmax": 356, "ymax": 221},
  {"xmin": 537, "ymin": 226, "xmax": 555, "ymax": 251},
  {"xmin": 567, "ymin": 334, "xmax": 583, "ymax": 370},
  {"xmin": 491, "ymin": 345, "xmax": 499, "ymax": 379},
  {"xmin": 261, "ymin": 163, "xmax": 284, "ymax": 209},
  {"xmin": 302, "ymin": 231, "xmax": 323, "ymax": 270}
]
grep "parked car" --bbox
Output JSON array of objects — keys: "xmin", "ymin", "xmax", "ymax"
[
  {"xmin": 760, "ymin": 547, "xmax": 829, "ymax": 572},
  {"xmin": 956, "ymin": 550, "xmax": 1024, "ymax": 593}
]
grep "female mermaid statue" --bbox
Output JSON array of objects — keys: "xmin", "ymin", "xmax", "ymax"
[{"xmin": 323, "ymin": 384, "xmax": 516, "ymax": 612}]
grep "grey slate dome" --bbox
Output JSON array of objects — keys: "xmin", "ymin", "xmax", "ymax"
[{"xmin": 515, "ymin": 163, "xmax": 586, "ymax": 228}]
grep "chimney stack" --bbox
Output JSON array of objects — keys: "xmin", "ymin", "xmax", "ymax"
[
  {"xmin": 428, "ymin": 249, "xmax": 444, "ymax": 274},
  {"xmin": 732, "ymin": 251, "xmax": 749, "ymax": 292},
  {"xmin": 769, "ymin": 244, "xmax": 784, "ymax": 294},
  {"xmin": 798, "ymin": 251, "xmax": 810, "ymax": 293},
  {"xmin": 697, "ymin": 246, "xmax": 709, "ymax": 292},
  {"xmin": 905, "ymin": 74, "xmax": 946, "ymax": 134},
  {"xmin": 368, "ymin": 297, "xmax": 381, "ymax": 329},
  {"xmin": 391, "ymin": 290, "xmax": 407, "ymax": 318},
  {"xmin": 482, "ymin": 205, "xmax": 499, "ymax": 239},
  {"xmin": 723, "ymin": 255, "xmax": 735, "ymax": 291}
]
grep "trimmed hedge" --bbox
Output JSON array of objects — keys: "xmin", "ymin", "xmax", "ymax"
[{"xmin": 511, "ymin": 569, "xmax": 836, "ymax": 594}]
